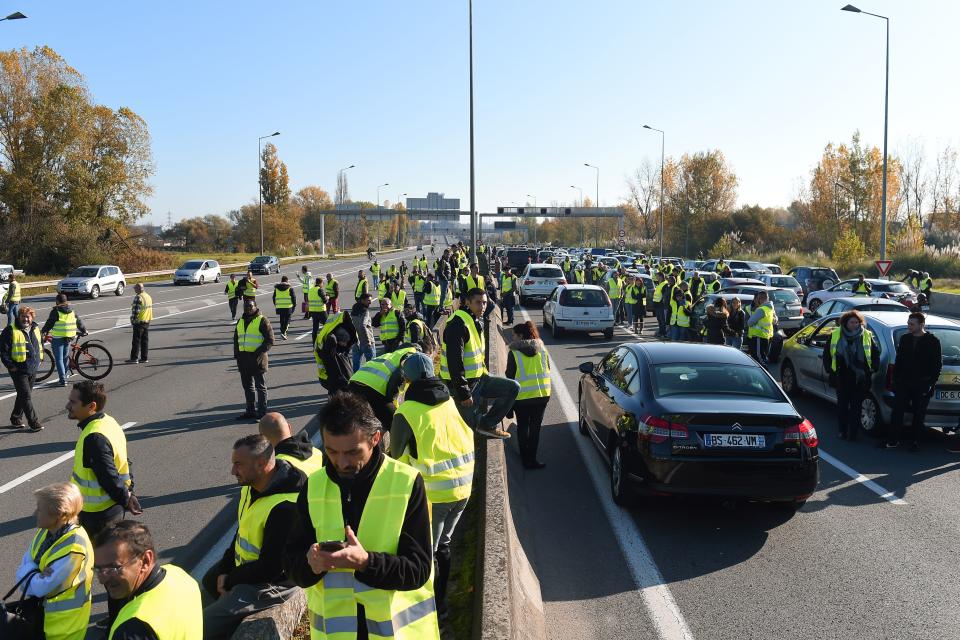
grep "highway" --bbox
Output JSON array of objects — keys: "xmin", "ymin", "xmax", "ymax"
[
  {"xmin": 0, "ymin": 248, "xmax": 423, "ymax": 622},
  {"xmin": 506, "ymin": 305, "xmax": 960, "ymax": 640}
]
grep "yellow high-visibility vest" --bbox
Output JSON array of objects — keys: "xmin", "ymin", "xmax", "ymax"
[
  {"xmin": 108, "ymin": 565, "xmax": 202, "ymax": 640},
  {"xmin": 356, "ymin": 279, "xmax": 369, "ymax": 299},
  {"xmin": 236, "ymin": 315, "xmax": 265, "ymax": 352},
  {"xmin": 380, "ymin": 309, "xmax": 402, "ymax": 341},
  {"xmin": 7, "ymin": 280, "xmax": 21, "ymax": 302},
  {"xmin": 226, "ymin": 280, "xmax": 239, "ymax": 298},
  {"xmin": 350, "ymin": 346, "xmax": 417, "ymax": 397},
  {"xmin": 11, "ymin": 325, "xmax": 42, "ymax": 363},
  {"xmin": 423, "ymin": 284, "xmax": 440, "ymax": 307},
  {"xmin": 396, "ymin": 397, "xmax": 475, "ymax": 504},
  {"xmin": 51, "ymin": 309, "xmax": 77, "ymax": 338},
  {"xmin": 30, "ymin": 525, "xmax": 93, "ymax": 640},
  {"xmin": 511, "ymin": 349, "xmax": 551, "ymax": 401},
  {"xmin": 234, "ymin": 485, "xmax": 298, "ymax": 566},
  {"xmin": 440, "ymin": 310, "xmax": 486, "ymax": 380},
  {"xmin": 827, "ymin": 329, "xmax": 874, "ymax": 373},
  {"xmin": 325, "ymin": 279, "xmax": 338, "ymax": 297},
  {"xmin": 747, "ymin": 305, "xmax": 774, "ymax": 339},
  {"xmin": 404, "ymin": 318, "xmax": 427, "ymax": 343},
  {"xmin": 307, "ymin": 286, "xmax": 325, "ymax": 312},
  {"xmin": 464, "ymin": 275, "xmax": 485, "ymax": 291},
  {"xmin": 72, "ymin": 415, "xmax": 131, "ymax": 513},
  {"xmin": 134, "ymin": 292, "xmax": 153, "ymax": 322},
  {"xmin": 390, "ymin": 289, "xmax": 407, "ymax": 309},
  {"xmin": 274, "ymin": 287, "xmax": 294, "ymax": 309},
  {"xmin": 314, "ymin": 312, "xmax": 346, "ymax": 381},
  {"xmin": 277, "ymin": 450, "xmax": 324, "ymax": 476}
]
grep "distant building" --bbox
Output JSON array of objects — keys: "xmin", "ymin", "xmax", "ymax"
[{"xmin": 406, "ymin": 192, "xmax": 459, "ymax": 210}]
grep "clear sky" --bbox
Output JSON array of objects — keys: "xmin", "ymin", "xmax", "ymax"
[{"xmin": 7, "ymin": 0, "xmax": 959, "ymax": 223}]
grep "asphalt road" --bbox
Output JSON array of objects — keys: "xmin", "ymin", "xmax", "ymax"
[
  {"xmin": 0, "ymin": 247, "xmax": 424, "ymax": 626},
  {"xmin": 507, "ymin": 304, "xmax": 960, "ymax": 640}
]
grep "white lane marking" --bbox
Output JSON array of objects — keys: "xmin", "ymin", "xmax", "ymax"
[
  {"xmin": 818, "ymin": 450, "xmax": 907, "ymax": 505},
  {"xmin": 0, "ymin": 422, "xmax": 137, "ymax": 495},
  {"xmin": 517, "ymin": 309, "xmax": 694, "ymax": 640},
  {"xmin": 295, "ymin": 331, "xmax": 312, "ymax": 341},
  {"xmin": 114, "ymin": 317, "xmax": 127, "ymax": 327},
  {"xmin": 165, "ymin": 306, "xmax": 182, "ymax": 316},
  {"xmin": 203, "ymin": 298, "xmax": 215, "ymax": 306}
]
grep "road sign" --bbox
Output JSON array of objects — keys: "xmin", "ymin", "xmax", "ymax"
[
  {"xmin": 494, "ymin": 221, "xmax": 517, "ymax": 229},
  {"xmin": 618, "ymin": 239, "xmax": 626, "ymax": 248},
  {"xmin": 875, "ymin": 260, "xmax": 893, "ymax": 277},
  {"xmin": 618, "ymin": 229, "xmax": 626, "ymax": 238}
]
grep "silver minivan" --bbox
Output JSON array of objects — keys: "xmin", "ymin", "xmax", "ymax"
[{"xmin": 779, "ymin": 312, "xmax": 960, "ymax": 434}]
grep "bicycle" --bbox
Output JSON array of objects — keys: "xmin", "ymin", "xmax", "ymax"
[{"xmin": 37, "ymin": 334, "xmax": 114, "ymax": 382}]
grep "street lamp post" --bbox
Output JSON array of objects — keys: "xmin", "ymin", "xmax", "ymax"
[
  {"xmin": 376, "ymin": 183, "xmax": 389, "ymax": 252},
  {"xmin": 643, "ymin": 124, "xmax": 665, "ymax": 258},
  {"xmin": 396, "ymin": 193, "xmax": 407, "ymax": 247},
  {"xmin": 584, "ymin": 163, "xmax": 600, "ymax": 246},
  {"xmin": 258, "ymin": 131, "xmax": 281, "ymax": 255},
  {"xmin": 841, "ymin": 4, "xmax": 890, "ymax": 261},
  {"xmin": 337, "ymin": 164, "xmax": 355, "ymax": 252},
  {"xmin": 468, "ymin": 0, "xmax": 477, "ymax": 258}
]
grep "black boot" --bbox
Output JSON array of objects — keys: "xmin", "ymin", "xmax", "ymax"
[{"xmin": 434, "ymin": 545, "xmax": 452, "ymax": 619}]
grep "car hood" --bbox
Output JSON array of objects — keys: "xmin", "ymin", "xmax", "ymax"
[{"xmin": 655, "ymin": 396, "xmax": 797, "ymax": 417}]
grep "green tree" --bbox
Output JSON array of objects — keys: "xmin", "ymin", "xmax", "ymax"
[
  {"xmin": 259, "ymin": 142, "xmax": 290, "ymax": 206},
  {"xmin": 295, "ymin": 185, "xmax": 334, "ymax": 243}
]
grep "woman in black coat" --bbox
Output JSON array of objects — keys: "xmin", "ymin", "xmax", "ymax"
[
  {"xmin": 822, "ymin": 310, "xmax": 881, "ymax": 441},
  {"xmin": 703, "ymin": 298, "xmax": 730, "ymax": 345}
]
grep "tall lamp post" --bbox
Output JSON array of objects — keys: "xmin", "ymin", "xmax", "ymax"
[
  {"xmin": 570, "ymin": 185, "xmax": 584, "ymax": 245},
  {"xmin": 526, "ymin": 194, "xmax": 538, "ymax": 245},
  {"xmin": 0, "ymin": 11, "xmax": 27, "ymax": 21},
  {"xmin": 584, "ymin": 163, "xmax": 600, "ymax": 246},
  {"xmin": 468, "ymin": 0, "xmax": 477, "ymax": 257},
  {"xmin": 643, "ymin": 124, "xmax": 665, "ymax": 258},
  {"xmin": 841, "ymin": 4, "xmax": 890, "ymax": 261},
  {"xmin": 396, "ymin": 192, "xmax": 407, "ymax": 247},
  {"xmin": 376, "ymin": 183, "xmax": 389, "ymax": 252},
  {"xmin": 258, "ymin": 131, "xmax": 281, "ymax": 255},
  {"xmin": 337, "ymin": 164, "xmax": 355, "ymax": 252}
]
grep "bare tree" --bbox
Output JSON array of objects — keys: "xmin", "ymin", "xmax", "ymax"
[
  {"xmin": 897, "ymin": 141, "xmax": 928, "ymax": 225},
  {"xmin": 335, "ymin": 170, "xmax": 350, "ymax": 206},
  {"xmin": 625, "ymin": 159, "xmax": 659, "ymax": 239},
  {"xmin": 930, "ymin": 145, "xmax": 958, "ymax": 232}
]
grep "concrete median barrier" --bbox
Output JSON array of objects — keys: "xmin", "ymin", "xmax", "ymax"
[
  {"xmin": 931, "ymin": 291, "xmax": 960, "ymax": 319},
  {"xmin": 231, "ymin": 589, "xmax": 307, "ymax": 640}
]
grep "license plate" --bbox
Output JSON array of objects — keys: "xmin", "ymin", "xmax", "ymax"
[
  {"xmin": 575, "ymin": 320, "xmax": 596, "ymax": 327},
  {"xmin": 704, "ymin": 434, "xmax": 766, "ymax": 448},
  {"xmin": 935, "ymin": 390, "xmax": 960, "ymax": 401}
]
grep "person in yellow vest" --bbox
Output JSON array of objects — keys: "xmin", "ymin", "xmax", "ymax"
[
  {"xmin": 458, "ymin": 263, "xmax": 485, "ymax": 305},
  {"xmin": 94, "ymin": 520, "xmax": 202, "ymax": 640},
  {"xmin": 606, "ymin": 270, "xmax": 624, "ymax": 325},
  {"xmin": 624, "ymin": 274, "xmax": 647, "ymax": 334},
  {"xmin": 822, "ymin": 309, "xmax": 880, "ymax": 442},
  {"xmin": 283, "ymin": 392, "xmax": 439, "ymax": 640},
  {"xmin": 499, "ymin": 268, "xmax": 518, "ymax": 324},
  {"xmin": 325, "ymin": 273, "xmax": 340, "ymax": 314},
  {"xmin": 572, "ymin": 263, "xmax": 586, "ymax": 285},
  {"xmin": 708, "ymin": 273, "xmax": 722, "ymax": 294},
  {"xmin": 202, "ymin": 434, "xmax": 304, "ymax": 639},
  {"xmin": 370, "ymin": 260, "xmax": 381, "ymax": 293},
  {"xmin": 234, "ymin": 299, "xmax": 275, "ymax": 421},
  {"xmin": 852, "ymin": 274, "xmax": 872, "ymax": 297},
  {"xmin": 668, "ymin": 286, "xmax": 694, "ymax": 342},
  {"xmin": 315, "ymin": 310, "xmax": 358, "ymax": 395},
  {"xmin": 652, "ymin": 273, "xmax": 669, "ymax": 338},
  {"xmin": 441, "ymin": 288, "xmax": 518, "ymax": 439},
  {"xmin": 504, "ymin": 322, "xmax": 551, "ymax": 469},
  {"xmin": 307, "ymin": 277, "xmax": 328, "ymax": 344},
  {"xmin": 412, "ymin": 268, "xmax": 427, "ymax": 316},
  {"xmin": 348, "ymin": 343, "xmax": 421, "ymax": 432},
  {"xmin": 422, "ymin": 273, "xmax": 441, "ymax": 327},
  {"xmin": 355, "ymin": 270, "xmax": 369, "ymax": 302},
  {"xmin": 272, "ymin": 275, "xmax": 297, "ymax": 340},
  {"xmin": 126, "ymin": 284, "xmax": 153, "ymax": 364},
  {"xmin": 224, "ymin": 273, "xmax": 241, "ymax": 320},
  {"xmin": 920, "ymin": 271, "xmax": 933, "ymax": 303},
  {"xmin": 259, "ymin": 412, "xmax": 324, "ymax": 476},
  {"xmin": 7, "ymin": 482, "xmax": 93, "ymax": 639},
  {"xmin": 390, "ymin": 351, "xmax": 473, "ymax": 619},
  {"xmin": 715, "ymin": 258, "xmax": 727, "ymax": 275},
  {"xmin": 373, "ymin": 297, "xmax": 406, "ymax": 354},
  {"xmin": 402, "ymin": 303, "xmax": 431, "ymax": 349},
  {"xmin": 299, "ymin": 265, "xmax": 313, "ymax": 319},
  {"xmin": 388, "ymin": 280, "xmax": 407, "ymax": 311},
  {"xmin": 4, "ymin": 271, "xmax": 22, "ymax": 326},
  {"xmin": 745, "ymin": 290, "xmax": 778, "ymax": 366},
  {"xmin": 1, "ymin": 305, "xmax": 44, "ymax": 431},
  {"xmin": 238, "ymin": 270, "xmax": 259, "ymax": 301},
  {"xmin": 40, "ymin": 294, "xmax": 87, "ymax": 387}
]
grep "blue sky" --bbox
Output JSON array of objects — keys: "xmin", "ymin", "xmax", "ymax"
[{"xmin": 7, "ymin": 0, "xmax": 959, "ymax": 223}]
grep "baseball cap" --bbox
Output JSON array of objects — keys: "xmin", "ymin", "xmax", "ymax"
[{"xmin": 401, "ymin": 352, "xmax": 434, "ymax": 381}]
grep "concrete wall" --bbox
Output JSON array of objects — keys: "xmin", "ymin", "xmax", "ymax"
[{"xmin": 931, "ymin": 292, "xmax": 960, "ymax": 319}]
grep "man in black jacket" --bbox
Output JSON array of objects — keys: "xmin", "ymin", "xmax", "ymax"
[
  {"xmin": 0, "ymin": 305, "xmax": 44, "ymax": 430},
  {"xmin": 317, "ymin": 312, "xmax": 357, "ymax": 395},
  {"xmin": 203, "ymin": 434, "xmax": 304, "ymax": 639},
  {"xmin": 283, "ymin": 392, "xmax": 437, "ymax": 639},
  {"xmin": 234, "ymin": 299, "xmax": 275, "ymax": 421},
  {"xmin": 882, "ymin": 312, "xmax": 942, "ymax": 451}
]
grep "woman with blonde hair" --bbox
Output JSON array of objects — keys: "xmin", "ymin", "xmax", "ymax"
[{"xmin": 5, "ymin": 482, "xmax": 93, "ymax": 639}]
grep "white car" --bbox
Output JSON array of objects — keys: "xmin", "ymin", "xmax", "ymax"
[
  {"xmin": 542, "ymin": 284, "xmax": 614, "ymax": 339},
  {"xmin": 174, "ymin": 259, "xmax": 222, "ymax": 285},
  {"xmin": 57, "ymin": 265, "xmax": 126, "ymax": 299},
  {"xmin": 518, "ymin": 263, "xmax": 566, "ymax": 305},
  {"xmin": 805, "ymin": 278, "xmax": 917, "ymax": 312},
  {"xmin": 0, "ymin": 264, "xmax": 14, "ymax": 282},
  {"xmin": 757, "ymin": 274, "xmax": 804, "ymax": 299}
]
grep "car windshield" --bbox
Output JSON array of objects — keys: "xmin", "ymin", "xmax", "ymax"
[
  {"xmin": 812, "ymin": 268, "xmax": 836, "ymax": 279},
  {"xmin": 251, "ymin": 256, "xmax": 271, "ymax": 263},
  {"xmin": 69, "ymin": 267, "xmax": 99, "ymax": 278},
  {"xmin": 770, "ymin": 290, "xmax": 800, "ymax": 304},
  {"xmin": 181, "ymin": 261, "xmax": 204, "ymax": 269},
  {"xmin": 769, "ymin": 276, "xmax": 799, "ymax": 288},
  {"xmin": 896, "ymin": 327, "xmax": 960, "ymax": 365},
  {"xmin": 652, "ymin": 363, "xmax": 784, "ymax": 399},
  {"xmin": 530, "ymin": 267, "xmax": 563, "ymax": 278},
  {"xmin": 560, "ymin": 289, "xmax": 608, "ymax": 307},
  {"xmin": 874, "ymin": 282, "xmax": 910, "ymax": 293}
]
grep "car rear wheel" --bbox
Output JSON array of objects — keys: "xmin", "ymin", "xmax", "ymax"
[
  {"xmin": 199, "ymin": 276, "xmax": 205, "ymax": 285},
  {"xmin": 860, "ymin": 394, "xmax": 882, "ymax": 434},
  {"xmin": 780, "ymin": 360, "xmax": 801, "ymax": 396},
  {"xmin": 808, "ymin": 298, "xmax": 822, "ymax": 312},
  {"xmin": 610, "ymin": 444, "xmax": 631, "ymax": 506},
  {"xmin": 90, "ymin": 285, "xmax": 100, "ymax": 299}
]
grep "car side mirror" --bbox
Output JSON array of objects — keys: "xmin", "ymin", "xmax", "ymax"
[
  {"xmin": 579, "ymin": 362, "xmax": 595, "ymax": 374},
  {"xmin": 802, "ymin": 311, "xmax": 812, "ymax": 319}
]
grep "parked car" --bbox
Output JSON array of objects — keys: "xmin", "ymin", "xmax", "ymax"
[
  {"xmin": 719, "ymin": 277, "xmax": 765, "ymax": 289},
  {"xmin": 719, "ymin": 285, "xmax": 804, "ymax": 333},
  {"xmin": 518, "ymin": 263, "xmax": 566, "ymax": 305},
  {"xmin": 764, "ymin": 263, "xmax": 783, "ymax": 275},
  {"xmin": 805, "ymin": 278, "xmax": 917, "ymax": 312},
  {"xmin": 787, "ymin": 266, "xmax": 840, "ymax": 299},
  {"xmin": 729, "ymin": 268, "xmax": 761, "ymax": 280},
  {"xmin": 543, "ymin": 284, "xmax": 614, "ymax": 339},
  {"xmin": 0, "ymin": 264, "xmax": 14, "ymax": 282},
  {"xmin": 505, "ymin": 248, "xmax": 532, "ymax": 271},
  {"xmin": 578, "ymin": 341, "xmax": 819, "ymax": 507},
  {"xmin": 800, "ymin": 296, "xmax": 909, "ymax": 328},
  {"xmin": 701, "ymin": 259, "xmax": 771, "ymax": 274},
  {"xmin": 57, "ymin": 265, "xmax": 126, "ymax": 299},
  {"xmin": 757, "ymin": 274, "xmax": 804, "ymax": 299},
  {"xmin": 779, "ymin": 312, "xmax": 960, "ymax": 434},
  {"xmin": 174, "ymin": 259, "xmax": 221, "ymax": 285},
  {"xmin": 248, "ymin": 255, "xmax": 280, "ymax": 275}
]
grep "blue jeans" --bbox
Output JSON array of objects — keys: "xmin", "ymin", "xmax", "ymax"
[
  {"xmin": 431, "ymin": 498, "xmax": 468, "ymax": 551},
  {"xmin": 6, "ymin": 302, "xmax": 19, "ymax": 327},
  {"xmin": 352, "ymin": 343, "xmax": 375, "ymax": 371},
  {"xmin": 372, "ymin": 275, "xmax": 380, "ymax": 294},
  {"xmin": 611, "ymin": 299, "xmax": 622, "ymax": 324},
  {"xmin": 725, "ymin": 335, "xmax": 743, "ymax": 350},
  {"xmin": 52, "ymin": 337, "xmax": 70, "ymax": 383},
  {"xmin": 655, "ymin": 305, "xmax": 668, "ymax": 336},
  {"xmin": 438, "ymin": 280, "xmax": 449, "ymax": 308},
  {"xmin": 625, "ymin": 304, "xmax": 635, "ymax": 326}
]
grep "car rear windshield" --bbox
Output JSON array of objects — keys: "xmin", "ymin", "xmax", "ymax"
[
  {"xmin": 769, "ymin": 276, "xmax": 799, "ymax": 288},
  {"xmin": 560, "ymin": 289, "xmax": 608, "ymax": 307},
  {"xmin": 895, "ymin": 327, "xmax": 960, "ymax": 365},
  {"xmin": 652, "ymin": 363, "xmax": 784, "ymax": 399},
  {"xmin": 69, "ymin": 268, "xmax": 99, "ymax": 277},
  {"xmin": 181, "ymin": 261, "xmax": 203, "ymax": 269},
  {"xmin": 874, "ymin": 282, "xmax": 910, "ymax": 293},
  {"xmin": 530, "ymin": 267, "xmax": 564, "ymax": 278},
  {"xmin": 811, "ymin": 268, "xmax": 837, "ymax": 279},
  {"xmin": 770, "ymin": 290, "xmax": 800, "ymax": 304}
]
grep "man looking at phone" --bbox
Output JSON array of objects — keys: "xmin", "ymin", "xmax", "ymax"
[
  {"xmin": 284, "ymin": 392, "xmax": 439, "ymax": 639},
  {"xmin": 202, "ymin": 434, "xmax": 304, "ymax": 639}
]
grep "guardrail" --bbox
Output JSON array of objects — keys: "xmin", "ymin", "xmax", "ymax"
[{"xmin": 17, "ymin": 247, "xmax": 413, "ymax": 291}]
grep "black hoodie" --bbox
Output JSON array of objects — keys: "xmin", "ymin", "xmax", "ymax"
[
  {"xmin": 505, "ymin": 338, "xmax": 550, "ymax": 406},
  {"xmin": 275, "ymin": 430, "xmax": 319, "ymax": 464},
  {"xmin": 211, "ymin": 459, "xmax": 306, "ymax": 590},
  {"xmin": 389, "ymin": 378, "xmax": 451, "ymax": 459}
]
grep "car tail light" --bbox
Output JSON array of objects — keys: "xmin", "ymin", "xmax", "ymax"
[
  {"xmin": 524, "ymin": 279, "xmax": 534, "ymax": 285},
  {"xmin": 885, "ymin": 364, "xmax": 895, "ymax": 391},
  {"xmin": 640, "ymin": 415, "xmax": 688, "ymax": 443},
  {"xmin": 785, "ymin": 418, "xmax": 819, "ymax": 448}
]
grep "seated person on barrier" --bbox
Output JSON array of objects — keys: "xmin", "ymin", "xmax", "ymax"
[
  {"xmin": 259, "ymin": 411, "xmax": 325, "ymax": 476},
  {"xmin": 202, "ymin": 434, "xmax": 304, "ymax": 640}
]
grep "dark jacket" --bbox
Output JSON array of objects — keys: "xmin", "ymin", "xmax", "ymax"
[
  {"xmin": 271, "ymin": 282, "xmax": 297, "ymax": 310},
  {"xmin": 437, "ymin": 259, "xmax": 452, "ymax": 283},
  {"xmin": 404, "ymin": 313, "xmax": 427, "ymax": 345},
  {"xmin": 892, "ymin": 331, "xmax": 942, "ymax": 393},
  {"xmin": 318, "ymin": 329, "xmax": 354, "ymax": 389},
  {"xmin": 40, "ymin": 304, "xmax": 87, "ymax": 336},
  {"xmin": 505, "ymin": 338, "xmax": 550, "ymax": 406},
  {"xmin": 78, "ymin": 412, "xmax": 133, "ymax": 509},
  {"xmin": 703, "ymin": 306, "xmax": 729, "ymax": 345},
  {"xmin": 727, "ymin": 308, "xmax": 746, "ymax": 336},
  {"xmin": 284, "ymin": 451, "xmax": 432, "ymax": 637},
  {"xmin": 109, "ymin": 564, "xmax": 166, "ymax": 640},
  {"xmin": 443, "ymin": 311, "xmax": 483, "ymax": 402},
  {"xmin": 389, "ymin": 378, "xmax": 451, "ymax": 460},
  {"xmin": 233, "ymin": 310, "xmax": 274, "ymax": 374},
  {"xmin": 0, "ymin": 320, "xmax": 42, "ymax": 373},
  {"xmin": 275, "ymin": 431, "xmax": 320, "ymax": 466},
  {"xmin": 212, "ymin": 460, "xmax": 306, "ymax": 590}
]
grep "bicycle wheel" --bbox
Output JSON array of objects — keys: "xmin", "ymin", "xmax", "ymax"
[
  {"xmin": 36, "ymin": 348, "xmax": 56, "ymax": 383},
  {"xmin": 74, "ymin": 343, "xmax": 114, "ymax": 380}
]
